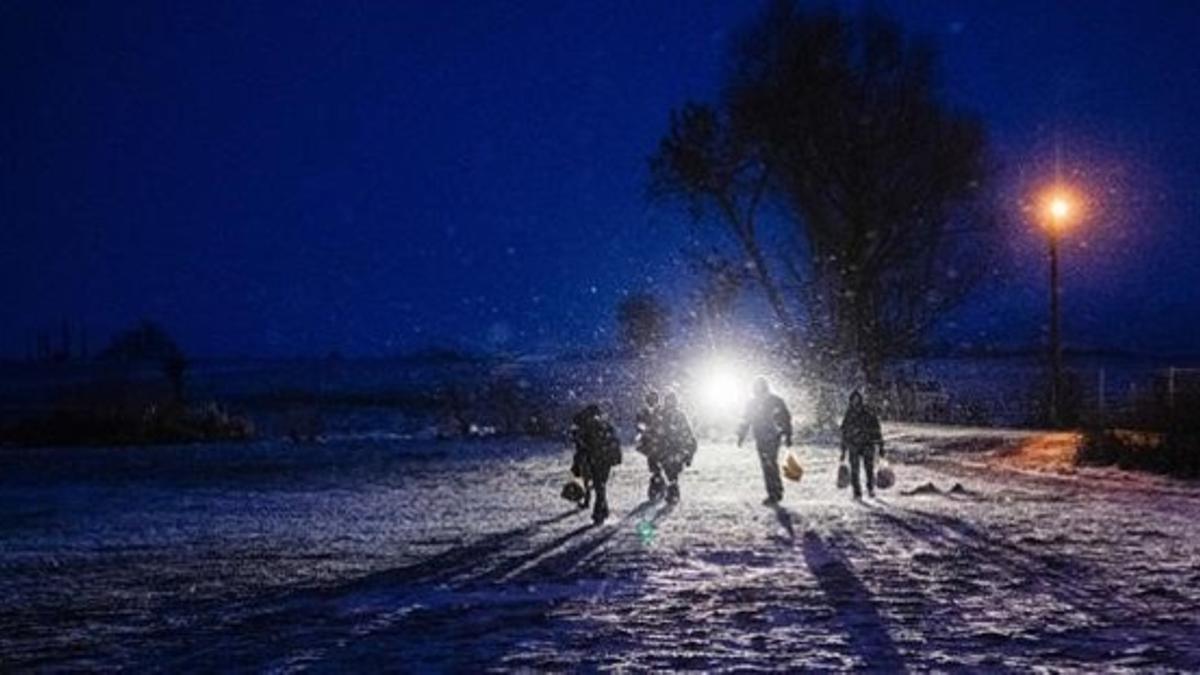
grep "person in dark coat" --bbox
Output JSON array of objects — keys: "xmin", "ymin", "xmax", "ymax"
[
  {"xmin": 635, "ymin": 390, "xmax": 666, "ymax": 500},
  {"xmin": 654, "ymin": 391, "xmax": 697, "ymax": 503},
  {"xmin": 737, "ymin": 377, "xmax": 793, "ymax": 505},
  {"xmin": 569, "ymin": 403, "xmax": 622, "ymax": 524},
  {"xmin": 839, "ymin": 391, "xmax": 884, "ymax": 499}
]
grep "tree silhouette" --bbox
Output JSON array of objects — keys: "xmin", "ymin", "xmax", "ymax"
[
  {"xmin": 97, "ymin": 320, "xmax": 184, "ymax": 363},
  {"xmin": 97, "ymin": 320, "xmax": 189, "ymax": 403},
  {"xmin": 617, "ymin": 292, "xmax": 670, "ymax": 356},
  {"xmin": 652, "ymin": 1, "xmax": 998, "ymax": 390},
  {"xmin": 686, "ymin": 252, "xmax": 746, "ymax": 347}
]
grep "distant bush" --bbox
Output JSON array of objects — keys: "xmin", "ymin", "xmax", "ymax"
[
  {"xmin": 432, "ymin": 375, "xmax": 566, "ymax": 440},
  {"xmin": 0, "ymin": 403, "xmax": 254, "ymax": 448},
  {"xmin": 1076, "ymin": 429, "xmax": 1123, "ymax": 467},
  {"xmin": 97, "ymin": 320, "xmax": 189, "ymax": 403},
  {"xmin": 97, "ymin": 321, "xmax": 184, "ymax": 363},
  {"xmin": 1078, "ymin": 428, "xmax": 1200, "ymax": 480}
]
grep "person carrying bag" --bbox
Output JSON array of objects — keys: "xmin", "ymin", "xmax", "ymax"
[{"xmin": 838, "ymin": 391, "xmax": 883, "ymax": 499}]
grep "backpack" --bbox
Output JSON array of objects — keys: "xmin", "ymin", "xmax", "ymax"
[{"xmin": 571, "ymin": 409, "xmax": 621, "ymax": 467}]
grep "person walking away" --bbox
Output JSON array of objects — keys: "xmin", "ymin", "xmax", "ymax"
[
  {"xmin": 635, "ymin": 390, "xmax": 666, "ymax": 500},
  {"xmin": 737, "ymin": 377, "xmax": 793, "ymax": 505},
  {"xmin": 839, "ymin": 391, "xmax": 883, "ymax": 499},
  {"xmin": 570, "ymin": 404, "xmax": 622, "ymax": 524},
  {"xmin": 657, "ymin": 391, "xmax": 697, "ymax": 503}
]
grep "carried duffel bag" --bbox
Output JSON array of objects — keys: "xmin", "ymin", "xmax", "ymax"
[
  {"xmin": 561, "ymin": 475, "xmax": 586, "ymax": 503},
  {"xmin": 836, "ymin": 463, "xmax": 851, "ymax": 489},
  {"xmin": 875, "ymin": 460, "xmax": 895, "ymax": 490}
]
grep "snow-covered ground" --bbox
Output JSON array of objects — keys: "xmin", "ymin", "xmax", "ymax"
[{"xmin": 2, "ymin": 428, "xmax": 1199, "ymax": 671}]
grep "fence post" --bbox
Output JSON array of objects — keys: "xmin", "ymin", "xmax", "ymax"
[{"xmin": 1168, "ymin": 367, "xmax": 1177, "ymax": 410}]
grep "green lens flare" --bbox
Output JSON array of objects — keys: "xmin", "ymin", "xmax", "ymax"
[{"xmin": 636, "ymin": 519, "xmax": 657, "ymax": 546}]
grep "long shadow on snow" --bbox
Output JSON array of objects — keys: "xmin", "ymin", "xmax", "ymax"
[
  {"xmin": 802, "ymin": 530, "xmax": 906, "ymax": 672},
  {"xmin": 864, "ymin": 502, "xmax": 1200, "ymax": 668},
  {"xmin": 771, "ymin": 503, "xmax": 797, "ymax": 543},
  {"xmin": 333, "ymin": 507, "xmax": 581, "ymax": 594},
  {"xmin": 150, "ymin": 508, "xmax": 586, "ymax": 670},
  {"xmin": 260, "ymin": 502, "xmax": 671, "ymax": 671},
  {"xmin": 573, "ymin": 500, "xmax": 681, "ymax": 579},
  {"xmin": 514, "ymin": 500, "xmax": 663, "ymax": 582},
  {"xmin": 480, "ymin": 522, "xmax": 597, "ymax": 582},
  {"xmin": 863, "ymin": 502, "xmax": 1100, "ymax": 606},
  {"xmin": 890, "ymin": 502, "xmax": 1077, "ymax": 571}
]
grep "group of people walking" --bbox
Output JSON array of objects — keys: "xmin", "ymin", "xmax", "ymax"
[
  {"xmin": 636, "ymin": 390, "xmax": 698, "ymax": 505},
  {"xmin": 565, "ymin": 377, "xmax": 885, "ymax": 524}
]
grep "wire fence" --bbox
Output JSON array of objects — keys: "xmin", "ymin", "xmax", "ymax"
[{"xmin": 884, "ymin": 360, "xmax": 1200, "ymax": 430}]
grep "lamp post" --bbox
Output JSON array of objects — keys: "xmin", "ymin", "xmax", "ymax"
[{"xmin": 1042, "ymin": 192, "xmax": 1074, "ymax": 427}]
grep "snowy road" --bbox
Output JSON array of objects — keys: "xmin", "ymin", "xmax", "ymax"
[{"xmin": 2, "ymin": 431, "xmax": 1200, "ymax": 671}]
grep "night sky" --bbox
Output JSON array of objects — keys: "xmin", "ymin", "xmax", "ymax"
[{"xmin": 3, "ymin": 1, "xmax": 1199, "ymax": 358}]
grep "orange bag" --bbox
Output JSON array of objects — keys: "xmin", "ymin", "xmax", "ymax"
[{"xmin": 781, "ymin": 451, "xmax": 804, "ymax": 482}]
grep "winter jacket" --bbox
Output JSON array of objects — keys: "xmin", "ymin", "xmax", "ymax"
[
  {"xmin": 570, "ymin": 409, "xmax": 622, "ymax": 474},
  {"xmin": 635, "ymin": 405, "xmax": 662, "ymax": 458},
  {"xmin": 659, "ymin": 407, "xmax": 697, "ymax": 465},
  {"xmin": 841, "ymin": 405, "xmax": 882, "ymax": 451},
  {"xmin": 738, "ymin": 394, "xmax": 793, "ymax": 448}
]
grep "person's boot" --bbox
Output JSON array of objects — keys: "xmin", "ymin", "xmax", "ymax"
[
  {"xmin": 592, "ymin": 502, "xmax": 609, "ymax": 525},
  {"xmin": 666, "ymin": 482, "xmax": 680, "ymax": 504}
]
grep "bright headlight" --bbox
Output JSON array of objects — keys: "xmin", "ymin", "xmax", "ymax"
[{"xmin": 695, "ymin": 357, "xmax": 747, "ymax": 417}]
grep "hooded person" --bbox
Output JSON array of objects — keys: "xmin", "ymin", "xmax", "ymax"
[
  {"xmin": 635, "ymin": 390, "xmax": 666, "ymax": 500},
  {"xmin": 654, "ymin": 391, "xmax": 697, "ymax": 503},
  {"xmin": 737, "ymin": 377, "xmax": 793, "ymax": 505},
  {"xmin": 839, "ymin": 391, "xmax": 884, "ymax": 499},
  {"xmin": 569, "ymin": 403, "xmax": 622, "ymax": 524}
]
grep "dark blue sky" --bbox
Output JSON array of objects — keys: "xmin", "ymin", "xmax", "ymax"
[{"xmin": 3, "ymin": 1, "xmax": 1199, "ymax": 357}]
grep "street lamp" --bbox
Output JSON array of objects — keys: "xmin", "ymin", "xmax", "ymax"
[
  {"xmin": 1037, "ymin": 187, "xmax": 1078, "ymax": 426},
  {"xmin": 1048, "ymin": 196, "xmax": 1071, "ymax": 221}
]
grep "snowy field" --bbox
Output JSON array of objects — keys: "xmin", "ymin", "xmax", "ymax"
[{"xmin": 2, "ymin": 430, "xmax": 1200, "ymax": 671}]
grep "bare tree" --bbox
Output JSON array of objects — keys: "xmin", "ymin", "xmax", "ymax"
[
  {"xmin": 651, "ymin": 1, "xmax": 997, "ymax": 390},
  {"xmin": 98, "ymin": 320, "xmax": 190, "ymax": 403},
  {"xmin": 617, "ymin": 292, "xmax": 670, "ymax": 356},
  {"xmin": 684, "ymin": 251, "xmax": 747, "ymax": 348},
  {"xmin": 650, "ymin": 103, "xmax": 798, "ymax": 346}
]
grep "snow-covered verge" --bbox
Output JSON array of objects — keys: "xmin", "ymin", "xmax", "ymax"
[
  {"xmin": 2, "ymin": 430, "xmax": 1199, "ymax": 671},
  {"xmin": 887, "ymin": 422, "xmax": 1200, "ymax": 496}
]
